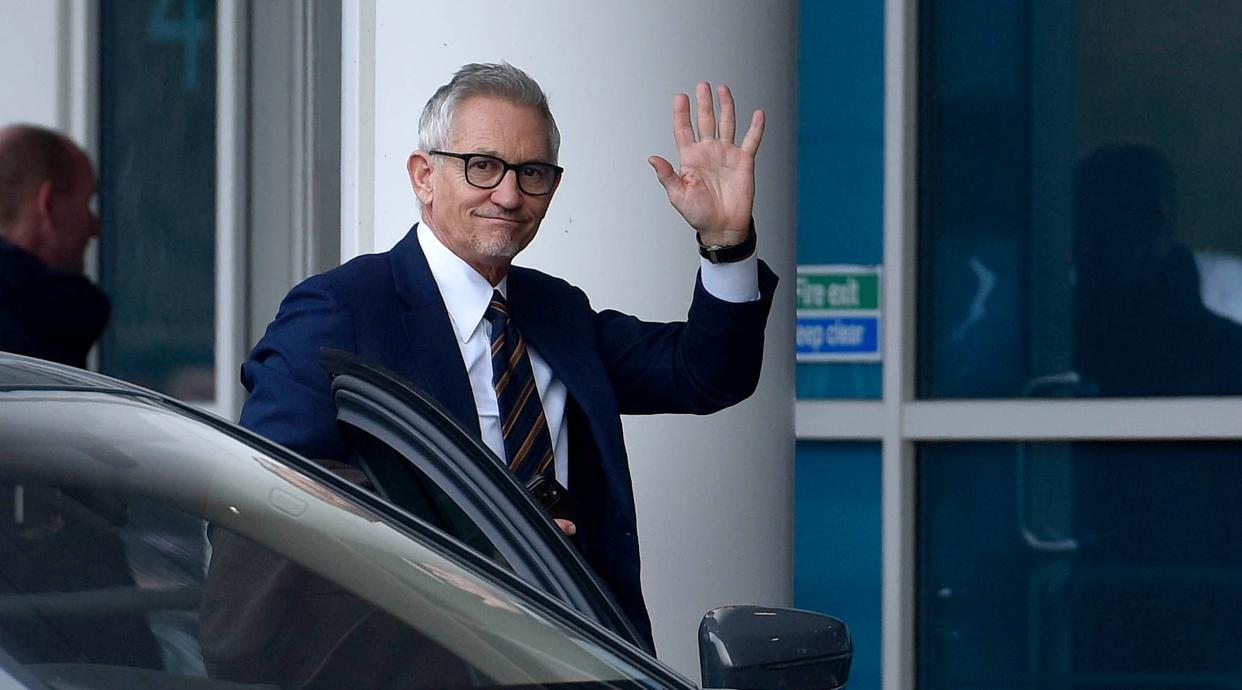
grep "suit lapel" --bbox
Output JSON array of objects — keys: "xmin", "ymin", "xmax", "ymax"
[
  {"xmin": 507, "ymin": 269, "xmax": 608, "ymax": 426},
  {"xmin": 509, "ymin": 269, "xmax": 627, "ymax": 515},
  {"xmin": 390, "ymin": 226, "xmax": 481, "ymax": 437}
]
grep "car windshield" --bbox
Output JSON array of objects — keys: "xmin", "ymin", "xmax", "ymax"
[{"xmin": 0, "ymin": 383, "xmax": 682, "ymax": 690}]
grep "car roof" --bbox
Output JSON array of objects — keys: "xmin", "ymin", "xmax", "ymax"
[{"xmin": 0, "ymin": 352, "xmax": 151, "ymax": 393}]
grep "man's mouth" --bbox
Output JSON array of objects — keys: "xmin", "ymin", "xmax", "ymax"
[
  {"xmin": 477, "ymin": 214, "xmax": 525, "ymax": 226},
  {"xmin": 474, "ymin": 208, "xmax": 526, "ymax": 224}
]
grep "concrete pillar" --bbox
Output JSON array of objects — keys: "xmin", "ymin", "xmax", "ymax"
[
  {"xmin": 0, "ymin": 1, "xmax": 63, "ymax": 128},
  {"xmin": 0, "ymin": 0, "xmax": 93, "ymax": 148}
]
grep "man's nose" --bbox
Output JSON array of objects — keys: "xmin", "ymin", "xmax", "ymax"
[{"xmin": 489, "ymin": 169, "xmax": 524, "ymax": 209}]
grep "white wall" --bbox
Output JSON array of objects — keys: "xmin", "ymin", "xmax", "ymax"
[
  {"xmin": 0, "ymin": 0, "xmax": 94, "ymax": 151},
  {"xmin": 348, "ymin": 0, "xmax": 798, "ymax": 676},
  {"xmin": 0, "ymin": 1, "xmax": 64, "ymax": 129}
]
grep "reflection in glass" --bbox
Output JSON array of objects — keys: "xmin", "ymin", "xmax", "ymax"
[
  {"xmin": 1073, "ymin": 145, "xmax": 1242, "ymax": 395},
  {"xmin": 918, "ymin": 0, "xmax": 1242, "ymax": 398},
  {"xmin": 918, "ymin": 441, "xmax": 1242, "ymax": 690}
]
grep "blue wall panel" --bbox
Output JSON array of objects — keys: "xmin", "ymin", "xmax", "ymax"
[
  {"xmin": 797, "ymin": 0, "xmax": 885, "ymax": 398},
  {"xmin": 795, "ymin": 5, "xmax": 886, "ymax": 687},
  {"xmin": 794, "ymin": 442, "xmax": 882, "ymax": 690}
]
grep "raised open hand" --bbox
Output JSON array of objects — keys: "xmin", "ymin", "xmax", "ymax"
[{"xmin": 649, "ymin": 82, "xmax": 765, "ymax": 246}]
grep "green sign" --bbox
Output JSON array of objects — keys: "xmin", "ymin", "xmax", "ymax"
[
  {"xmin": 796, "ymin": 265, "xmax": 883, "ymax": 362},
  {"xmin": 796, "ymin": 270, "xmax": 880, "ymax": 311}
]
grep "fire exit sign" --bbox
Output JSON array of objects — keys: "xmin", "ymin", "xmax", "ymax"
[{"xmin": 796, "ymin": 265, "xmax": 882, "ymax": 362}]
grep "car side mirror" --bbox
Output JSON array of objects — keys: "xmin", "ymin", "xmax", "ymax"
[{"xmin": 699, "ymin": 605, "xmax": 852, "ymax": 690}]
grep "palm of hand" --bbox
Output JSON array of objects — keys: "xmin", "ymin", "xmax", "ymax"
[
  {"xmin": 667, "ymin": 141, "xmax": 756, "ymax": 239},
  {"xmin": 649, "ymin": 82, "xmax": 766, "ymax": 244}
]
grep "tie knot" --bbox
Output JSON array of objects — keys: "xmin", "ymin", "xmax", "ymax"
[{"xmin": 485, "ymin": 290, "xmax": 510, "ymax": 327}]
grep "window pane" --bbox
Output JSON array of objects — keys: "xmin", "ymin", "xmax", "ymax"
[
  {"xmin": 795, "ymin": 442, "xmax": 881, "ymax": 690},
  {"xmin": 348, "ymin": 426, "xmax": 507, "ymax": 567},
  {"xmin": 798, "ymin": 1, "xmax": 884, "ymax": 399},
  {"xmin": 918, "ymin": 0, "xmax": 1242, "ymax": 398},
  {"xmin": 98, "ymin": 0, "xmax": 217, "ymax": 400},
  {"xmin": 0, "ymin": 487, "xmax": 197, "ymax": 671},
  {"xmin": 918, "ymin": 441, "xmax": 1242, "ymax": 689}
]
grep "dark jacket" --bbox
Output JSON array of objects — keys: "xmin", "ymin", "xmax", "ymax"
[{"xmin": 0, "ymin": 237, "xmax": 109, "ymax": 368}]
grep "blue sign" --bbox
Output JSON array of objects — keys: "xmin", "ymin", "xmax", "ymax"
[{"xmin": 796, "ymin": 315, "xmax": 881, "ymax": 361}]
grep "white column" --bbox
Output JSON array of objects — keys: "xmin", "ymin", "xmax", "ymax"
[
  {"xmin": 0, "ymin": 1, "xmax": 64, "ymax": 129},
  {"xmin": 345, "ymin": 0, "xmax": 797, "ymax": 676}
]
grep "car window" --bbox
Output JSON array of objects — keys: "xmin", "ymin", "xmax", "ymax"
[
  {"xmin": 0, "ymin": 388, "xmax": 683, "ymax": 690},
  {"xmin": 343, "ymin": 424, "xmax": 507, "ymax": 565},
  {"xmin": 0, "ymin": 483, "xmax": 202, "ymax": 675}
]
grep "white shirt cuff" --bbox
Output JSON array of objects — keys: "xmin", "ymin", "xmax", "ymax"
[{"xmin": 700, "ymin": 253, "xmax": 761, "ymax": 303}]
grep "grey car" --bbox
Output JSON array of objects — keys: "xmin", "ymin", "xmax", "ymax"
[{"xmin": 0, "ymin": 351, "xmax": 850, "ymax": 690}]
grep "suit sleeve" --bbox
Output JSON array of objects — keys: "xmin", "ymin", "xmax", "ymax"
[
  {"xmin": 597, "ymin": 259, "xmax": 778, "ymax": 415},
  {"xmin": 239, "ymin": 276, "xmax": 356, "ymax": 462}
]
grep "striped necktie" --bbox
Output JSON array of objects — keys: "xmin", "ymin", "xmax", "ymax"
[{"xmin": 485, "ymin": 291, "xmax": 555, "ymax": 481}]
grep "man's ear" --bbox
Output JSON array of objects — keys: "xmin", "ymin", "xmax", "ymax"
[
  {"xmin": 33, "ymin": 180, "xmax": 56, "ymax": 224},
  {"xmin": 407, "ymin": 151, "xmax": 435, "ymax": 205}
]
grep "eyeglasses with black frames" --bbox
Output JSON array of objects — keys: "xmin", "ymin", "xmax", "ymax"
[{"xmin": 431, "ymin": 151, "xmax": 563, "ymax": 196}]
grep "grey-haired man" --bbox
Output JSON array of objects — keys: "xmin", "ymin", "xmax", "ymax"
[{"xmin": 239, "ymin": 63, "xmax": 778, "ymax": 649}]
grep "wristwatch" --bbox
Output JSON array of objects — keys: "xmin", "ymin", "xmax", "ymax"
[{"xmin": 697, "ymin": 219, "xmax": 757, "ymax": 264}]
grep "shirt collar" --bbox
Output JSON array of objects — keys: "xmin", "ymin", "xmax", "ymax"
[{"xmin": 417, "ymin": 221, "xmax": 507, "ymax": 344}]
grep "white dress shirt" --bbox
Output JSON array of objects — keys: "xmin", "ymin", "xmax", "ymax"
[{"xmin": 417, "ymin": 222, "xmax": 760, "ymax": 488}]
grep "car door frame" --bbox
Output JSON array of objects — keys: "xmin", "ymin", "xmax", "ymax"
[{"xmin": 320, "ymin": 348, "xmax": 650, "ymax": 654}]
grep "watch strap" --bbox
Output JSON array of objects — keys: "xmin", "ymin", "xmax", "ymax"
[{"xmin": 697, "ymin": 220, "xmax": 757, "ymax": 264}]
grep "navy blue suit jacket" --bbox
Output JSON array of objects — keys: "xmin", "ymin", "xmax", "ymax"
[{"xmin": 239, "ymin": 224, "xmax": 778, "ymax": 647}]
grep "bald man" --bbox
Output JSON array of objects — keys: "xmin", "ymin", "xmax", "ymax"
[{"xmin": 0, "ymin": 124, "xmax": 108, "ymax": 368}]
